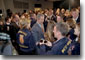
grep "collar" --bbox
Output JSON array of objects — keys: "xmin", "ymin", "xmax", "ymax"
[
  {"xmin": 73, "ymin": 16, "xmax": 79, "ymax": 21},
  {"xmin": 53, "ymin": 37, "xmax": 67, "ymax": 45},
  {"xmin": 6, "ymin": 23, "xmax": 10, "ymax": 25},
  {"xmin": 37, "ymin": 22, "xmax": 41, "ymax": 28}
]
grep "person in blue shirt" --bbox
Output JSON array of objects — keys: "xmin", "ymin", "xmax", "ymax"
[
  {"xmin": 16, "ymin": 18, "xmax": 36, "ymax": 55},
  {"xmin": 37, "ymin": 22, "xmax": 72, "ymax": 55}
]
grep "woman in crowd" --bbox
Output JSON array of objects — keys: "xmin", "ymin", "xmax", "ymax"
[
  {"xmin": 66, "ymin": 18, "xmax": 77, "ymax": 42},
  {"xmin": 16, "ymin": 18, "xmax": 36, "ymax": 55},
  {"xmin": 44, "ymin": 21, "xmax": 56, "ymax": 43},
  {"xmin": 64, "ymin": 9, "xmax": 72, "ymax": 22},
  {"xmin": 56, "ymin": 15, "xmax": 64, "ymax": 23},
  {"xmin": 56, "ymin": 8, "xmax": 60, "ymax": 16}
]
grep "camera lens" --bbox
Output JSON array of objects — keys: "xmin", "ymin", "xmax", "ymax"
[
  {"xmin": 40, "ymin": 40, "xmax": 43, "ymax": 42},
  {"xmin": 44, "ymin": 40, "xmax": 47, "ymax": 43}
]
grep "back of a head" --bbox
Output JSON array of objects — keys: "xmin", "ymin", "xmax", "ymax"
[
  {"xmin": 19, "ymin": 18, "xmax": 31, "ymax": 29},
  {"xmin": 56, "ymin": 22, "xmax": 69, "ymax": 36},
  {"xmin": 66, "ymin": 18, "xmax": 76, "ymax": 29},
  {"xmin": 5, "ymin": 16, "xmax": 10, "ymax": 22}
]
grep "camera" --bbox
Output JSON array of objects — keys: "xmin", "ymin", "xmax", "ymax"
[{"xmin": 40, "ymin": 39, "xmax": 47, "ymax": 43}]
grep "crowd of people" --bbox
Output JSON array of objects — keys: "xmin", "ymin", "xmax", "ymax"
[{"xmin": 0, "ymin": 7, "xmax": 80, "ymax": 55}]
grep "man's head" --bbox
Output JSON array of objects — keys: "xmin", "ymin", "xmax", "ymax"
[
  {"xmin": 71, "ymin": 8, "xmax": 79, "ymax": 19},
  {"xmin": 30, "ymin": 13, "xmax": 36, "ymax": 20},
  {"xmin": 49, "ymin": 9, "xmax": 53, "ymax": 15},
  {"xmin": 37, "ymin": 14, "xmax": 44, "ymax": 24},
  {"xmin": 5, "ymin": 17, "xmax": 11, "ymax": 23},
  {"xmin": 56, "ymin": 15, "xmax": 63, "ymax": 23},
  {"xmin": 53, "ymin": 22, "xmax": 69, "ymax": 39},
  {"xmin": 12, "ymin": 14, "xmax": 20, "ymax": 22}
]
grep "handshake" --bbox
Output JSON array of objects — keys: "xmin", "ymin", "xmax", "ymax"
[{"xmin": 36, "ymin": 39, "xmax": 52, "ymax": 47}]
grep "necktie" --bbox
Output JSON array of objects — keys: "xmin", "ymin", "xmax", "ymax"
[{"xmin": 41, "ymin": 24, "xmax": 44, "ymax": 33}]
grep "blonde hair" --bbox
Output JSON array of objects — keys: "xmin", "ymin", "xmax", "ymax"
[
  {"xmin": 19, "ymin": 18, "xmax": 31, "ymax": 29},
  {"xmin": 44, "ymin": 21, "xmax": 56, "ymax": 42}
]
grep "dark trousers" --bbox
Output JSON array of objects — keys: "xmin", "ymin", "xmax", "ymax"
[{"xmin": 18, "ymin": 49, "xmax": 37, "ymax": 55}]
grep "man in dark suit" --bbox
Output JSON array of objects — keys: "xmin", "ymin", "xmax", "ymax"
[
  {"xmin": 32, "ymin": 14, "xmax": 45, "ymax": 42},
  {"xmin": 30, "ymin": 13, "xmax": 37, "ymax": 28}
]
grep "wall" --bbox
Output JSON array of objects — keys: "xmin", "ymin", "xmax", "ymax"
[
  {"xmin": 0, "ymin": 0, "xmax": 6, "ymax": 17},
  {"xmin": 28, "ymin": 0, "xmax": 53, "ymax": 10},
  {"xmin": 0, "ymin": 0, "xmax": 53, "ymax": 15}
]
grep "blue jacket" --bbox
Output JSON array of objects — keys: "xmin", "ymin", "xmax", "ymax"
[
  {"xmin": 16, "ymin": 29, "xmax": 36, "ymax": 53},
  {"xmin": 38, "ymin": 37, "xmax": 71, "ymax": 55}
]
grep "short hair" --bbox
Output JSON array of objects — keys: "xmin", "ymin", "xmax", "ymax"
[
  {"xmin": 5, "ymin": 16, "xmax": 10, "ymax": 22},
  {"xmin": 71, "ymin": 8, "xmax": 79, "ymax": 14},
  {"xmin": 55, "ymin": 22, "xmax": 69, "ymax": 36},
  {"xmin": 71, "ymin": 8, "xmax": 77, "ymax": 12},
  {"xmin": 37, "ymin": 14, "xmax": 44, "ymax": 20}
]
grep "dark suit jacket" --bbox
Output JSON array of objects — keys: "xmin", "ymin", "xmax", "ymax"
[
  {"xmin": 32, "ymin": 23, "xmax": 44, "ymax": 42},
  {"xmin": 30, "ymin": 18, "xmax": 36, "ymax": 28},
  {"xmin": 76, "ymin": 15, "xmax": 80, "ymax": 23}
]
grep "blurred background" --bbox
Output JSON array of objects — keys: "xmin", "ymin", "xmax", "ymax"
[{"xmin": 0, "ymin": 0, "xmax": 80, "ymax": 17}]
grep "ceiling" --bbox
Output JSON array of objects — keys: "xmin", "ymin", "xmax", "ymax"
[{"xmin": 48, "ymin": 0, "xmax": 61, "ymax": 1}]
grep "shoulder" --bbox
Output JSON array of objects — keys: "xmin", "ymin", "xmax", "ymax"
[{"xmin": 32, "ymin": 23, "xmax": 39, "ymax": 31}]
